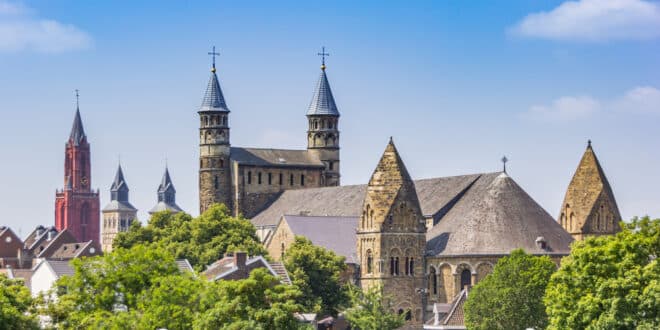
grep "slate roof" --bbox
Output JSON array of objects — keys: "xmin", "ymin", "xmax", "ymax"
[
  {"xmin": 251, "ymin": 173, "xmax": 494, "ymax": 227},
  {"xmin": 307, "ymin": 69, "xmax": 339, "ymax": 116},
  {"xmin": 49, "ymin": 241, "xmax": 100, "ymax": 259},
  {"xmin": 69, "ymin": 108, "xmax": 86, "ymax": 145},
  {"xmin": 426, "ymin": 172, "xmax": 574, "ymax": 256},
  {"xmin": 199, "ymin": 71, "xmax": 230, "ymax": 112},
  {"xmin": 231, "ymin": 147, "xmax": 324, "ymax": 168},
  {"xmin": 282, "ymin": 215, "xmax": 359, "ymax": 263},
  {"xmin": 102, "ymin": 200, "xmax": 138, "ymax": 212},
  {"xmin": 149, "ymin": 201, "xmax": 183, "ymax": 214},
  {"xmin": 44, "ymin": 260, "xmax": 75, "ymax": 277}
]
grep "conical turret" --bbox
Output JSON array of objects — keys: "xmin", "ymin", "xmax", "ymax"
[{"xmin": 559, "ymin": 140, "xmax": 621, "ymax": 240}]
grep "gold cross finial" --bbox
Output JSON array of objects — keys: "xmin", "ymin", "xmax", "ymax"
[
  {"xmin": 208, "ymin": 46, "xmax": 220, "ymax": 73},
  {"xmin": 318, "ymin": 46, "xmax": 329, "ymax": 70}
]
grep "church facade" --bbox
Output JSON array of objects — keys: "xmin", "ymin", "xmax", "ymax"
[{"xmin": 198, "ymin": 57, "xmax": 340, "ymax": 218}]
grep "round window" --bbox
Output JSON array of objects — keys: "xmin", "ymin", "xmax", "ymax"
[
  {"xmin": 5, "ymin": 236, "xmax": 12, "ymax": 243},
  {"xmin": 89, "ymin": 247, "xmax": 96, "ymax": 254}
]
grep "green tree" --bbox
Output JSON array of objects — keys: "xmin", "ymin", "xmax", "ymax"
[
  {"xmin": 114, "ymin": 203, "xmax": 267, "ymax": 270},
  {"xmin": 284, "ymin": 236, "xmax": 348, "ymax": 316},
  {"xmin": 344, "ymin": 285, "xmax": 405, "ymax": 330},
  {"xmin": 0, "ymin": 274, "xmax": 39, "ymax": 330},
  {"xmin": 464, "ymin": 249, "xmax": 556, "ymax": 330},
  {"xmin": 545, "ymin": 216, "xmax": 660, "ymax": 329},
  {"xmin": 194, "ymin": 268, "xmax": 305, "ymax": 330},
  {"xmin": 46, "ymin": 245, "xmax": 205, "ymax": 329}
]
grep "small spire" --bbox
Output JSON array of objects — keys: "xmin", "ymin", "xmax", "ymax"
[
  {"xmin": 307, "ymin": 59, "xmax": 340, "ymax": 116},
  {"xmin": 69, "ymin": 93, "xmax": 86, "ymax": 145},
  {"xmin": 318, "ymin": 46, "xmax": 329, "ymax": 71},
  {"xmin": 75, "ymin": 89, "xmax": 80, "ymax": 109},
  {"xmin": 501, "ymin": 156, "xmax": 508, "ymax": 173},
  {"xmin": 587, "ymin": 139, "xmax": 592, "ymax": 149},
  {"xmin": 200, "ymin": 47, "xmax": 230, "ymax": 112}
]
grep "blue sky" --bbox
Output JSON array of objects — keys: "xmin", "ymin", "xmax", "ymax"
[{"xmin": 1, "ymin": 0, "xmax": 659, "ymax": 236}]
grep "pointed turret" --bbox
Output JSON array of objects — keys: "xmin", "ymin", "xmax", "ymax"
[
  {"xmin": 559, "ymin": 140, "xmax": 621, "ymax": 240},
  {"xmin": 102, "ymin": 164, "xmax": 137, "ymax": 253},
  {"xmin": 306, "ymin": 50, "xmax": 341, "ymax": 186},
  {"xmin": 69, "ymin": 108, "xmax": 87, "ymax": 145},
  {"xmin": 150, "ymin": 167, "xmax": 183, "ymax": 214},
  {"xmin": 199, "ymin": 68, "xmax": 230, "ymax": 112}
]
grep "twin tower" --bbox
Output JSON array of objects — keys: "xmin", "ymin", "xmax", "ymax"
[{"xmin": 199, "ymin": 48, "xmax": 341, "ymax": 217}]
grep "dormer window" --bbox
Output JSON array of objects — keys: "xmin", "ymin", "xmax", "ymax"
[{"xmin": 535, "ymin": 236, "xmax": 547, "ymax": 250}]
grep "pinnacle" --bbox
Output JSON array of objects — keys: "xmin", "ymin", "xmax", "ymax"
[
  {"xmin": 69, "ymin": 108, "xmax": 86, "ymax": 145},
  {"xmin": 307, "ymin": 69, "xmax": 339, "ymax": 116},
  {"xmin": 200, "ymin": 71, "xmax": 230, "ymax": 112}
]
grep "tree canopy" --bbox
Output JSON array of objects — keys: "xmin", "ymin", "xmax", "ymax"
[
  {"xmin": 284, "ymin": 236, "xmax": 348, "ymax": 317},
  {"xmin": 464, "ymin": 249, "xmax": 556, "ymax": 330},
  {"xmin": 343, "ymin": 285, "xmax": 405, "ymax": 330},
  {"xmin": 545, "ymin": 216, "xmax": 660, "ymax": 329},
  {"xmin": 114, "ymin": 203, "xmax": 267, "ymax": 271},
  {"xmin": 0, "ymin": 274, "xmax": 39, "ymax": 330}
]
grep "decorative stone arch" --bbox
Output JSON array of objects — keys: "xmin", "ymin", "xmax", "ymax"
[
  {"xmin": 475, "ymin": 262, "xmax": 494, "ymax": 283},
  {"xmin": 427, "ymin": 265, "xmax": 438, "ymax": 297},
  {"xmin": 437, "ymin": 263, "xmax": 453, "ymax": 303}
]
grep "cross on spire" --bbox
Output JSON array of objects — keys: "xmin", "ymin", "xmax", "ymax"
[
  {"xmin": 318, "ymin": 46, "xmax": 329, "ymax": 70},
  {"xmin": 208, "ymin": 46, "xmax": 220, "ymax": 72},
  {"xmin": 75, "ymin": 89, "xmax": 80, "ymax": 109},
  {"xmin": 501, "ymin": 156, "xmax": 509, "ymax": 173}
]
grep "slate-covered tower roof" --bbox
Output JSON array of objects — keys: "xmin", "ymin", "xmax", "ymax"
[
  {"xmin": 150, "ymin": 167, "xmax": 183, "ymax": 214},
  {"xmin": 199, "ymin": 57, "xmax": 230, "ymax": 112},
  {"xmin": 69, "ymin": 108, "xmax": 87, "ymax": 146},
  {"xmin": 110, "ymin": 164, "xmax": 129, "ymax": 202},
  {"xmin": 307, "ymin": 66, "xmax": 339, "ymax": 116},
  {"xmin": 559, "ymin": 141, "xmax": 621, "ymax": 240}
]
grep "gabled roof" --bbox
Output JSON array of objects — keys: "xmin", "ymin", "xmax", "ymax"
[
  {"xmin": 307, "ymin": 69, "xmax": 339, "ymax": 116},
  {"xmin": 199, "ymin": 71, "xmax": 230, "ymax": 112},
  {"xmin": 204, "ymin": 255, "xmax": 290, "ymax": 284},
  {"xmin": 49, "ymin": 241, "xmax": 101, "ymax": 259},
  {"xmin": 35, "ymin": 259, "xmax": 74, "ymax": 278},
  {"xmin": 426, "ymin": 172, "xmax": 573, "ymax": 256},
  {"xmin": 230, "ymin": 147, "xmax": 324, "ymax": 168},
  {"xmin": 281, "ymin": 215, "xmax": 359, "ymax": 263},
  {"xmin": 69, "ymin": 108, "xmax": 86, "ymax": 145},
  {"xmin": 36, "ymin": 229, "xmax": 77, "ymax": 258}
]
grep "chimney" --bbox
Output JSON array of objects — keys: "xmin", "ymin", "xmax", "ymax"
[
  {"xmin": 47, "ymin": 230, "xmax": 55, "ymax": 241},
  {"xmin": 235, "ymin": 252, "xmax": 247, "ymax": 270}
]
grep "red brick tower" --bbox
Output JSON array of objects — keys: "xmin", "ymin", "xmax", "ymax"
[{"xmin": 55, "ymin": 100, "xmax": 100, "ymax": 244}]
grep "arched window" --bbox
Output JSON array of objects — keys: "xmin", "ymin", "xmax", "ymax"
[
  {"xmin": 268, "ymin": 173, "xmax": 272, "ymax": 185},
  {"xmin": 247, "ymin": 172, "xmax": 252, "ymax": 184},
  {"xmin": 404, "ymin": 257, "xmax": 410, "ymax": 275},
  {"xmin": 279, "ymin": 173, "xmax": 283, "ymax": 185},
  {"xmin": 405, "ymin": 310, "xmax": 412, "ymax": 321},
  {"xmin": 460, "ymin": 269, "xmax": 472, "ymax": 290},
  {"xmin": 409, "ymin": 257, "xmax": 414, "ymax": 276},
  {"xmin": 394, "ymin": 257, "xmax": 400, "ymax": 276},
  {"xmin": 258, "ymin": 172, "xmax": 262, "ymax": 184},
  {"xmin": 430, "ymin": 267, "xmax": 437, "ymax": 294},
  {"xmin": 300, "ymin": 174, "xmax": 305, "ymax": 186},
  {"xmin": 214, "ymin": 175, "xmax": 219, "ymax": 189},
  {"xmin": 366, "ymin": 250, "xmax": 373, "ymax": 274},
  {"xmin": 329, "ymin": 161, "xmax": 334, "ymax": 170},
  {"xmin": 390, "ymin": 257, "xmax": 395, "ymax": 276},
  {"xmin": 290, "ymin": 174, "xmax": 294, "ymax": 186}
]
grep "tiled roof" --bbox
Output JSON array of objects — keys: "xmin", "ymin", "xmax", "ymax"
[
  {"xmin": 426, "ymin": 172, "xmax": 573, "ymax": 256},
  {"xmin": 231, "ymin": 147, "xmax": 324, "ymax": 168},
  {"xmin": 45, "ymin": 260, "xmax": 75, "ymax": 277},
  {"xmin": 175, "ymin": 259, "xmax": 194, "ymax": 273},
  {"xmin": 307, "ymin": 69, "xmax": 339, "ymax": 116},
  {"xmin": 49, "ymin": 241, "xmax": 99, "ymax": 259},
  {"xmin": 282, "ymin": 215, "xmax": 359, "ymax": 263},
  {"xmin": 69, "ymin": 108, "xmax": 86, "ymax": 145},
  {"xmin": 36, "ymin": 229, "xmax": 77, "ymax": 258},
  {"xmin": 199, "ymin": 71, "xmax": 229, "ymax": 112},
  {"xmin": 251, "ymin": 173, "xmax": 493, "ymax": 227}
]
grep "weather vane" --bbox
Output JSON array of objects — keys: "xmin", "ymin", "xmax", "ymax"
[
  {"xmin": 501, "ymin": 156, "xmax": 508, "ymax": 173},
  {"xmin": 208, "ymin": 46, "xmax": 220, "ymax": 72},
  {"xmin": 318, "ymin": 46, "xmax": 329, "ymax": 70}
]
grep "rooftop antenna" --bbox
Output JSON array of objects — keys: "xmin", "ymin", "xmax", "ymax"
[
  {"xmin": 501, "ymin": 156, "xmax": 508, "ymax": 173},
  {"xmin": 208, "ymin": 46, "xmax": 220, "ymax": 73},
  {"xmin": 317, "ymin": 46, "xmax": 330, "ymax": 70}
]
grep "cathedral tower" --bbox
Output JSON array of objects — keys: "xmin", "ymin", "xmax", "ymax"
[
  {"xmin": 101, "ymin": 164, "xmax": 137, "ymax": 252},
  {"xmin": 199, "ymin": 47, "xmax": 232, "ymax": 213},
  {"xmin": 559, "ymin": 141, "xmax": 621, "ymax": 240},
  {"xmin": 356, "ymin": 138, "xmax": 426, "ymax": 324},
  {"xmin": 306, "ymin": 48, "xmax": 340, "ymax": 186},
  {"xmin": 55, "ymin": 98, "xmax": 100, "ymax": 244}
]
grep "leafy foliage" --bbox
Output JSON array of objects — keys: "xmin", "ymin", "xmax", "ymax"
[
  {"xmin": 545, "ymin": 216, "xmax": 660, "ymax": 329},
  {"xmin": 464, "ymin": 249, "xmax": 556, "ymax": 330},
  {"xmin": 194, "ymin": 268, "xmax": 305, "ymax": 330},
  {"xmin": 0, "ymin": 274, "xmax": 39, "ymax": 330},
  {"xmin": 344, "ymin": 285, "xmax": 405, "ymax": 330},
  {"xmin": 114, "ymin": 203, "xmax": 267, "ymax": 271},
  {"xmin": 284, "ymin": 236, "xmax": 348, "ymax": 316}
]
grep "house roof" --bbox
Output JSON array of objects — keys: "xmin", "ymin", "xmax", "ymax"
[
  {"xmin": 426, "ymin": 172, "xmax": 574, "ymax": 256},
  {"xmin": 38, "ymin": 260, "xmax": 75, "ymax": 278},
  {"xmin": 49, "ymin": 241, "xmax": 100, "ymax": 259},
  {"xmin": 203, "ymin": 255, "xmax": 290, "ymax": 284},
  {"xmin": 251, "ymin": 173, "xmax": 495, "ymax": 227},
  {"xmin": 36, "ymin": 229, "xmax": 77, "ymax": 258},
  {"xmin": 282, "ymin": 215, "xmax": 359, "ymax": 262},
  {"xmin": 231, "ymin": 147, "xmax": 324, "ymax": 168},
  {"xmin": 175, "ymin": 259, "xmax": 194, "ymax": 273}
]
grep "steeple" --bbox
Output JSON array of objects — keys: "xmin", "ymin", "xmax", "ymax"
[
  {"xmin": 69, "ymin": 108, "xmax": 87, "ymax": 145},
  {"xmin": 150, "ymin": 167, "xmax": 183, "ymax": 214},
  {"xmin": 559, "ymin": 140, "xmax": 621, "ymax": 240},
  {"xmin": 110, "ymin": 164, "xmax": 129, "ymax": 202},
  {"xmin": 307, "ymin": 66, "xmax": 339, "ymax": 116},
  {"xmin": 200, "ymin": 46, "xmax": 229, "ymax": 112}
]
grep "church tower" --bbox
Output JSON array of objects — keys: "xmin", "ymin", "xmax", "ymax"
[
  {"xmin": 101, "ymin": 164, "xmax": 137, "ymax": 252},
  {"xmin": 559, "ymin": 140, "xmax": 622, "ymax": 240},
  {"xmin": 306, "ymin": 47, "xmax": 340, "ymax": 186},
  {"xmin": 55, "ymin": 96, "xmax": 100, "ymax": 244},
  {"xmin": 199, "ymin": 46, "xmax": 232, "ymax": 213},
  {"xmin": 356, "ymin": 138, "xmax": 426, "ymax": 324},
  {"xmin": 150, "ymin": 167, "xmax": 183, "ymax": 215}
]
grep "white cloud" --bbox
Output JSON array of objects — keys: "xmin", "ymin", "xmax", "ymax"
[
  {"xmin": 525, "ymin": 96, "xmax": 601, "ymax": 121},
  {"xmin": 614, "ymin": 86, "xmax": 660, "ymax": 114},
  {"xmin": 511, "ymin": 0, "xmax": 660, "ymax": 41},
  {"xmin": 524, "ymin": 86, "xmax": 660, "ymax": 121},
  {"xmin": 0, "ymin": 1, "xmax": 91, "ymax": 53}
]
